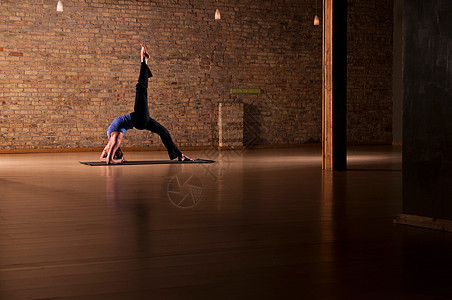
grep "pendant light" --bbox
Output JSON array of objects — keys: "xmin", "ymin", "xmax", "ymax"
[
  {"xmin": 314, "ymin": 15, "xmax": 320, "ymax": 26},
  {"xmin": 314, "ymin": 0, "xmax": 319, "ymax": 25},
  {"xmin": 215, "ymin": 9, "xmax": 221, "ymax": 20},
  {"xmin": 57, "ymin": 0, "xmax": 63, "ymax": 12}
]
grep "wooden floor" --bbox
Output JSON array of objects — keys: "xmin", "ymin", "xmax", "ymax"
[{"xmin": 1, "ymin": 146, "xmax": 451, "ymax": 299}]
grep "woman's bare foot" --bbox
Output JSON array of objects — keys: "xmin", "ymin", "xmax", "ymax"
[
  {"xmin": 178, "ymin": 154, "xmax": 194, "ymax": 162},
  {"xmin": 140, "ymin": 43, "xmax": 150, "ymax": 63}
]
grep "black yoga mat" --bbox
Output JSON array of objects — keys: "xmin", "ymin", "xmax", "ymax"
[{"xmin": 80, "ymin": 159, "xmax": 215, "ymax": 166}]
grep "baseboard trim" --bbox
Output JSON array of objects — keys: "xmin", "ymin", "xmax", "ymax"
[
  {"xmin": 393, "ymin": 213, "xmax": 452, "ymax": 232},
  {"xmin": 0, "ymin": 143, "xmax": 318, "ymax": 154},
  {"xmin": 0, "ymin": 148, "xmax": 104, "ymax": 154},
  {"xmin": 0, "ymin": 146, "xmax": 213, "ymax": 154},
  {"xmin": 0, "ymin": 142, "xmax": 403, "ymax": 155}
]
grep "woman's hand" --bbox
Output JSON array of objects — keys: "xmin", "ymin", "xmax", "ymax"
[
  {"xmin": 100, "ymin": 144, "xmax": 110, "ymax": 162},
  {"xmin": 102, "ymin": 131, "xmax": 124, "ymax": 164}
]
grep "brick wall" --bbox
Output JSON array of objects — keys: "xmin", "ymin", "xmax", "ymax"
[
  {"xmin": 0, "ymin": 0, "xmax": 392, "ymax": 151},
  {"xmin": 218, "ymin": 102, "xmax": 243, "ymax": 148},
  {"xmin": 347, "ymin": 0, "xmax": 393, "ymax": 144}
]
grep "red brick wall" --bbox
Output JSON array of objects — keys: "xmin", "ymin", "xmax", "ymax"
[{"xmin": 0, "ymin": 0, "xmax": 392, "ymax": 151}]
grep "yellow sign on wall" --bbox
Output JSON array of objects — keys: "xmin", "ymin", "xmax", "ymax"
[{"xmin": 230, "ymin": 88, "xmax": 261, "ymax": 94}]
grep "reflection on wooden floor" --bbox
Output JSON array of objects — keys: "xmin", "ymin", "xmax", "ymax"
[{"xmin": 0, "ymin": 146, "xmax": 451, "ymax": 299}]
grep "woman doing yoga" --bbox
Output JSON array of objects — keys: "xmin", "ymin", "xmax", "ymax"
[{"xmin": 100, "ymin": 44, "xmax": 192, "ymax": 164}]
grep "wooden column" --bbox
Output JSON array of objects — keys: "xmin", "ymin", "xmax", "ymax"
[{"xmin": 322, "ymin": 0, "xmax": 347, "ymax": 171}]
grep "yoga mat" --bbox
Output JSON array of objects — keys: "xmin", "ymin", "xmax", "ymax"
[{"xmin": 80, "ymin": 159, "xmax": 215, "ymax": 166}]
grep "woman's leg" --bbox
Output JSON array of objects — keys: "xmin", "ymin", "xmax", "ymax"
[
  {"xmin": 130, "ymin": 62, "xmax": 152, "ymax": 130},
  {"xmin": 145, "ymin": 118, "xmax": 182, "ymax": 160},
  {"xmin": 132, "ymin": 44, "xmax": 191, "ymax": 161}
]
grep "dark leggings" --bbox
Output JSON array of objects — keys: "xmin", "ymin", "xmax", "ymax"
[{"xmin": 131, "ymin": 62, "xmax": 182, "ymax": 160}]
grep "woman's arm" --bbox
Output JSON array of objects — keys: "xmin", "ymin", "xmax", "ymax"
[
  {"xmin": 100, "ymin": 144, "xmax": 110, "ymax": 162},
  {"xmin": 103, "ymin": 132, "xmax": 124, "ymax": 164}
]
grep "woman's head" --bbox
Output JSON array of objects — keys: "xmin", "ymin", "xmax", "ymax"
[{"xmin": 114, "ymin": 147, "xmax": 123, "ymax": 159}]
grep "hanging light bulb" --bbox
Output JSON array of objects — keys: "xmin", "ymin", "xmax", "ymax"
[
  {"xmin": 215, "ymin": 9, "xmax": 221, "ymax": 20},
  {"xmin": 313, "ymin": 0, "xmax": 319, "ymax": 25},
  {"xmin": 314, "ymin": 15, "xmax": 320, "ymax": 26},
  {"xmin": 56, "ymin": 0, "xmax": 63, "ymax": 12}
]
